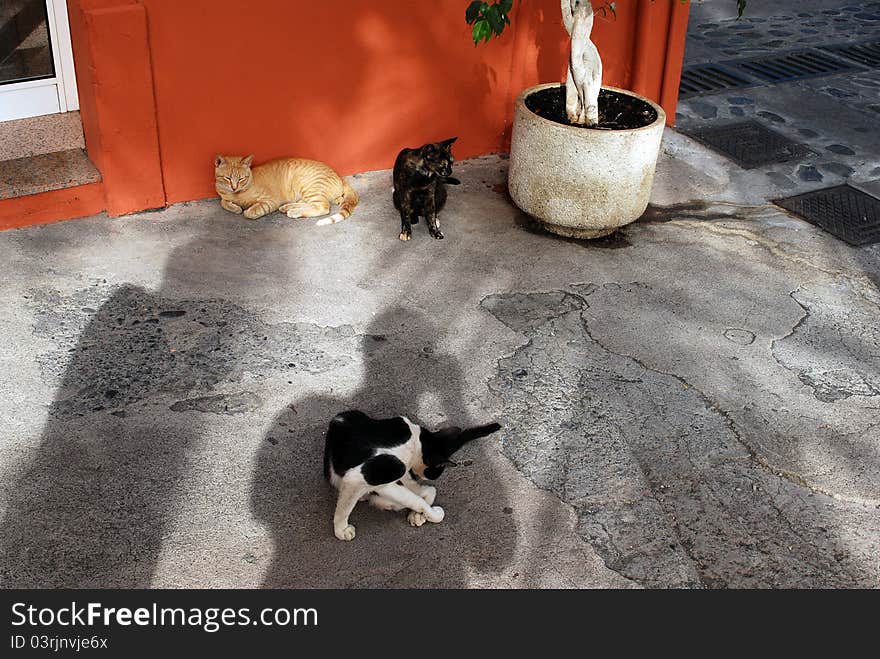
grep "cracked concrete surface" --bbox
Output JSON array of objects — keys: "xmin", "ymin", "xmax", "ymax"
[
  {"xmin": 773, "ymin": 284, "xmax": 880, "ymax": 403},
  {"xmin": 1, "ymin": 0, "xmax": 879, "ymax": 585},
  {"xmin": 483, "ymin": 287, "xmax": 878, "ymax": 587},
  {"xmin": 0, "ymin": 144, "xmax": 877, "ymax": 588}
]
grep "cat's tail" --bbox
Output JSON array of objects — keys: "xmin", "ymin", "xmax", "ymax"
[
  {"xmin": 441, "ymin": 423, "xmax": 501, "ymax": 455},
  {"xmin": 459, "ymin": 422, "xmax": 502, "ymax": 443},
  {"xmin": 318, "ymin": 179, "xmax": 359, "ymax": 226}
]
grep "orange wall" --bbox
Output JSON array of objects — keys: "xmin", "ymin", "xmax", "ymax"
[
  {"xmin": 142, "ymin": 0, "xmax": 570, "ymax": 204},
  {"xmin": 63, "ymin": 0, "xmax": 689, "ymax": 216},
  {"xmin": 141, "ymin": 0, "xmax": 689, "ymax": 205}
]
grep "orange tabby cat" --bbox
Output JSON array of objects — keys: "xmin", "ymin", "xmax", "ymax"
[{"xmin": 214, "ymin": 155, "xmax": 359, "ymax": 225}]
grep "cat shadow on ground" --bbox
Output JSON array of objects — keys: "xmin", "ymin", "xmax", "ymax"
[
  {"xmin": 252, "ymin": 305, "xmax": 519, "ymax": 588},
  {"xmin": 0, "ymin": 214, "xmax": 296, "ymax": 587}
]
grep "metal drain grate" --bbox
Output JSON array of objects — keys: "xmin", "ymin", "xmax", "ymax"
[
  {"xmin": 678, "ymin": 64, "xmax": 755, "ymax": 98},
  {"xmin": 821, "ymin": 41, "xmax": 880, "ymax": 68},
  {"xmin": 731, "ymin": 50, "xmax": 861, "ymax": 83},
  {"xmin": 685, "ymin": 120, "xmax": 813, "ymax": 169},
  {"xmin": 775, "ymin": 185, "xmax": 880, "ymax": 246}
]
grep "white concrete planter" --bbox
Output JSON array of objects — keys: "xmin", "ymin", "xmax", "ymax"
[{"xmin": 508, "ymin": 83, "xmax": 666, "ymax": 239}]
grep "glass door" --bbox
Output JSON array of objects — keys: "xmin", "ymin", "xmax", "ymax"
[{"xmin": 0, "ymin": 0, "xmax": 79, "ymax": 122}]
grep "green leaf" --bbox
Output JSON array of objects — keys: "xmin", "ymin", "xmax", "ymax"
[
  {"xmin": 472, "ymin": 18, "xmax": 492, "ymax": 45},
  {"xmin": 465, "ymin": 0, "xmax": 482, "ymax": 25},
  {"xmin": 486, "ymin": 5, "xmax": 504, "ymax": 34},
  {"xmin": 467, "ymin": 1, "xmax": 514, "ymax": 44},
  {"xmin": 482, "ymin": 20, "xmax": 493, "ymax": 43}
]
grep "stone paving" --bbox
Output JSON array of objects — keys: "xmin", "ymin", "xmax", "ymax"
[
  {"xmin": 678, "ymin": 0, "xmax": 880, "ymax": 191},
  {"xmin": 686, "ymin": 2, "xmax": 880, "ymax": 64}
]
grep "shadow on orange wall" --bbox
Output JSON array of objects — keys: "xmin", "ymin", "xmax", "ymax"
[
  {"xmin": 142, "ymin": 1, "xmax": 551, "ymax": 203},
  {"xmin": 139, "ymin": 0, "xmax": 685, "ymax": 205},
  {"xmin": 54, "ymin": 0, "xmax": 688, "ymax": 222}
]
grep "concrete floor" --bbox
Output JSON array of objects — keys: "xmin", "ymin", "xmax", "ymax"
[{"xmin": 0, "ymin": 3, "xmax": 878, "ymax": 589}]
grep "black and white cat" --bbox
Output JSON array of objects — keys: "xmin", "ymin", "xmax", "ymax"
[{"xmin": 323, "ymin": 410, "xmax": 501, "ymax": 540}]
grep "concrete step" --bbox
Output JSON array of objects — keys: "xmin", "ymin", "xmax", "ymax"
[
  {"xmin": 0, "ymin": 148, "xmax": 101, "ymax": 201},
  {"xmin": 0, "ymin": 111, "xmax": 85, "ymax": 162}
]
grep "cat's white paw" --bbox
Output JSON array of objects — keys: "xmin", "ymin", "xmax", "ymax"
[
  {"xmin": 335, "ymin": 524, "xmax": 356, "ymax": 541},
  {"xmin": 420, "ymin": 486, "xmax": 437, "ymax": 506},
  {"xmin": 425, "ymin": 506, "xmax": 445, "ymax": 523},
  {"xmin": 408, "ymin": 511, "xmax": 427, "ymax": 527},
  {"xmin": 317, "ymin": 213, "xmax": 344, "ymax": 226}
]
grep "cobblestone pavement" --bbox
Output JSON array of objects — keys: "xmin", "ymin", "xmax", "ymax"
[{"xmin": 678, "ymin": 0, "xmax": 880, "ymax": 191}]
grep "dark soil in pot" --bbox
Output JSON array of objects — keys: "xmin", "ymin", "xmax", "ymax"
[{"xmin": 525, "ymin": 85, "xmax": 658, "ymax": 130}]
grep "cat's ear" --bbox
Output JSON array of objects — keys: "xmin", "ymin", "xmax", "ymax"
[
  {"xmin": 241, "ymin": 154, "xmax": 255, "ymax": 167},
  {"xmin": 214, "ymin": 154, "xmax": 226, "ymax": 168},
  {"xmin": 440, "ymin": 137, "xmax": 458, "ymax": 149}
]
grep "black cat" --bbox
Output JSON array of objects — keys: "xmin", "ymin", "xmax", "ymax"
[
  {"xmin": 392, "ymin": 137, "xmax": 460, "ymax": 241},
  {"xmin": 323, "ymin": 410, "xmax": 501, "ymax": 540}
]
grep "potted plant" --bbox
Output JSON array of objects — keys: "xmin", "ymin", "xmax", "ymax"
[{"xmin": 465, "ymin": 0, "xmax": 746, "ymax": 238}]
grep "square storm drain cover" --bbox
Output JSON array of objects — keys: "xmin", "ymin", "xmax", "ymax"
[
  {"xmin": 685, "ymin": 120, "xmax": 813, "ymax": 169},
  {"xmin": 820, "ymin": 41, "xmax": 880, "ymax": 69},
  {"xmin": 731, "ymin": 49, "xmax": 861, "ymax": 83},
  {"xmin": 679, "ymin": 64, "xmax": 755, "ymax": 98},
  {"xmin": 775, "ymin": 185, "xmax": 880, "ymax": 246}
]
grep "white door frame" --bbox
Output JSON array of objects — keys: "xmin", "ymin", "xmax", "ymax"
[{"xmin": 0, "ymin": 0, "xmax": 79, "ymax": 122}]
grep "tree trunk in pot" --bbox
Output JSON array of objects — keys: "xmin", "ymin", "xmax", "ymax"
[{"xmin": 562, "ymin": 0, "xmax": 602, "ymax": 126}]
